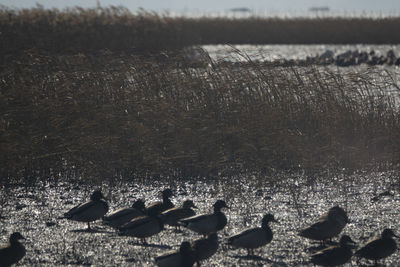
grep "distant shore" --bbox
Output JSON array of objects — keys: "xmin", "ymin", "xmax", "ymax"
[{"xmin": 2, "ymin": 6, "xmax": 400, "ymax": 58}]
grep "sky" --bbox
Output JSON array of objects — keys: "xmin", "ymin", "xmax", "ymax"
[{"xmin": 1, "ymin": 0, "xmax": 400, "ymax": 15}]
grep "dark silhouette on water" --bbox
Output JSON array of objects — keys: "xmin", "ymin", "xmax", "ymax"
[
  {"xmin": 180, "ymin": 200, "xmax": 228, "ymax": 237},
  {"xmin": 192, "ymin": 233, "xmax": 219, "ymax": 266},
  {"xmin": 228, "ymin": 213, "xmax": 277, "ymax": 256},
  {"xmin": 309, "ymin": 235, "xmax": 356, "ymax": 266},
  {"xmin": 155, "ymin": 241, "xmax": 195, "ymax": 267},
  {"xmin": 0, "ymin": 232, "xmax": 26, "ymax": 267},
  {"xmin": 355, "ymin": 228, "xmax": 398, "ymax": 266},
  {"xmin": 118, "ymin": 207, "xmax": 165, "ymax": 244},
  {"xmin": 63, "ymin": 190, "xmax": 109, "ymax": 231},
  {"xmin": 146, "ymin": 189, "xmax": 174, "ymax": 216},
  {"xmin": 299, "ymin": 206, "xmax": 349, "ymax": 245},
  {"xmin": 103, "ymin": 199, "xmax": 146, "ymax": 229},
  {"xmin": 161, "ymin": 199, "xmax": 197, "ymax": 230}
]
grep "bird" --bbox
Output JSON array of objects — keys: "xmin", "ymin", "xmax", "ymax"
[
  {"xmin": 63, "ymin": 190, "xmax": 109, "ymax": 231},
  {"xmin": 146, "ymin": 188, "xmax": 174, "ymax": 216},
  {"xmin": 118, "ymin": 207, "xmax": 164, "ymax": 244},
  {"xmin": 0, "ymin": 232, "xmax": 26, "ymax": 267},
  {"xmin": 155, "ymin": 241, "xmax": 195, "ymax": 267},
  {"xmin": 161, "ymin": 200, "xmax": 197, "ymax": 230},
  {"xmin": 179, "ymin": 200, "xmax": 228, "ymax": 236},
  {"xmin": 192, "ymin": 233, "xmax": 219, "ymax": 266},
  {"xmin": 227, "ymin": 213, "xmax": 277, "ymax": 256},
  {"xmin": 354, "ymin": 228, "xmax": 398, "ymax": 266},
  {"xmin": 299, "ymin": 206, "xmax": 349, "ymax": 245},
  {"xmin": 310, "ymin": 234, "xmax": 356, "ymax": 266},
  {"xmin": 102, "ymin": 199, "xmax": 146, "ymax": 229}
]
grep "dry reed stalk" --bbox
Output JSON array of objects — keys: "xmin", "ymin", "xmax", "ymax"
[{"xmin": 1, "ymin": 49, "xmax": 400, "ymax": 182}]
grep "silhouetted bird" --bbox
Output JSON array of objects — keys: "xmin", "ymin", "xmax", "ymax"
[
  {"xmin": 355, "ymin": 228, "xmax": 398, "ymax": 266},
  {"xmin": 180, "ymin": 200, "xmax": 228, "ymax": 237},
  {"xmin": 228, "ymin": 213, "xmax": 277, "ymax": 256},
  {"xmin": 155, "ymin": 241, "xmax": 195, "ymax": 267},
  {"xmin": 162, "ymin": 200, "xmax": 197, "ymax": 230},
  {"xmin": 192, "ymin": 233, "xmax": 219, "ymax": 266},
  {"xmin": 118, "ymin": 207, "xmax": 164, "ymax": 244},
  {"xmin": 310, "ymin": 235, "xmax": 355, "ymax": 266},
  {"xmin": 299, "ymin": 206, "xmax": 349, "ymax": 245},
  {"xmin": 103, "ymin": 199, "xmax": 146, "ymax": 228},
  {"xmin": 146, "ymin": 189, "xmax": 174, "ymax": 215},
  {"xmin": 0, "ymin": 232, "xmax": 26, "ymax": 267},
  {"xmin": 63, "ymin": 190, "xmax": 109, "ymax": 230}
]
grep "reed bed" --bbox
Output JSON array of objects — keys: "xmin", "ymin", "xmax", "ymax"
[
  {"xmin": 2, "ymin": 6, "xmax": 400, "ymax": 60},
  {"xmin": 1, "ymin": 49, "xmax": 400, "ymax": 182}
]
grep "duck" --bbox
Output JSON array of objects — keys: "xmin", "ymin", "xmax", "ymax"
[
  {"xmin": 118, "ymin": 207, "xmax": 164, "ymax": 244},
  {"xmin": 0, "ymin": 232, "xmax": 26, "ymax": 267},
  {"xmin": 146, "ymin": 189, "xmax": 174, "ymax": 215},
  {"xmin": 63, "ymin": 190, "xmax": 109, "ymax": 230},
  {"xmin": 298, "ymin": 206, "xmax": 349, "ymax": 245},
  {"xmin": 354, "ymin": 228, "xmax": 398, "ymax": 266},
  {"xmin": 227, "ymin": 213, "xmax": 277, "ymax": 256},
  {"xmin": 162, "ymin": 200, "xmax": 197, "ymax": 230},
  {"xmin": 310, "ymin": 235, "xmax": 356, "ymax": 266},
  {"xmin": 192, "ymin": 233, "xmax": 219, "ymax": 266},
  {"xmin": 179, "ymin": 200, "xmax": 228, "ymax": 237},
  {"xmin": 155, "ymin": 241, "xmax": 195, "ymax": 267},
  {"xmin": 102, "ymin": 199, "xmax": 146, "ymax": 229}
]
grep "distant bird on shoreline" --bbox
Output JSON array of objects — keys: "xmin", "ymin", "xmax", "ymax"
[
  {"xmin": 227, "ymin": 213, "xmax": 277, "ymax": 256},
  {"xmin": 355, "ymin": 228, "xmax": 398, "ymax": 266},
  {"xmin": 180, "ymin": 200, "xmax": 228, "ymax": 237},
  {"xmin": 310, "ymin": 235, "xmax": 355, "ymax": 266},
  {"xmin": 103, "ymin": 199, "xmax": 146, "ymax": 229},
  {"xmin": 63, "ymin": 190, "xmax": 109, "ymax": 231},
  {"xmin": 299, "ymin": 206, "xmax": 349, "ymax": 245},
  {"xmin": 0, "ymin": 232, "xmax": 26, "ymax": 267}
]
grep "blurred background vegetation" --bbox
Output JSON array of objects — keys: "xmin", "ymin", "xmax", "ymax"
[{"xmin": 2, "ymin": 6, "xmax": 400, "ymax": 58}]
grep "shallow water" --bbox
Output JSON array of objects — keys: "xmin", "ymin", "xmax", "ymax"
[
  {"xmin": 1, "ymin": 172, "xmax": 399, "ymax": 266},
  {"xmin": 199, "ymin": 44, "xmax": 400, "ymax": 104},
  {"xmin": 202, "ymin": 44, "xmax": 400, "ymax": 62}
]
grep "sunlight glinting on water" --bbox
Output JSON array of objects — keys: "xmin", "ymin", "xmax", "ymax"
[{"xmin": 166, "ymin": 9, "xmax": 400, "ymax": 19}]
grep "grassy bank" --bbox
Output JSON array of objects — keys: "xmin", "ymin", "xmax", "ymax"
[
  {"xmin": 1, "ymin": 49, "xmax": 400, "ymax": 182},
  {"xmin": 2, "ymin": 6, "xmax": 400, "ymax": 59}
]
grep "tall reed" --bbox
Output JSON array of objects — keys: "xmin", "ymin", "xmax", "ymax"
[{"xmin": 1, "ymin": 49, "xmax": 399, "ymax": 182}]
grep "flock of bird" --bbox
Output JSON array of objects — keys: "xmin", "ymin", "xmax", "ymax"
[{"xmin": 0, "ymin": 188, "xmax": 398, "ymax": 266}]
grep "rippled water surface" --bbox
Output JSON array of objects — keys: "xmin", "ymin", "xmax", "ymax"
[
  {"xmin": 202, "ymin": 44, "xmax": 400, "ymax": 62},
  {"xmin": 200, "ymin": 44, "xmax": 400, "ymax": 103},
  {"xmin": 1, "ymin": 172, "xmax": 399, "ymax": 266}
]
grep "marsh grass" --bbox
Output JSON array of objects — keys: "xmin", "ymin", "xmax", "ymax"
[
  {"xmin": 2, "ymin": 6, "xmax": 400, "ymax": 182},
  {"xmin": 1, "ymin": 47, "xmax": 400, "ymax": 182}
]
